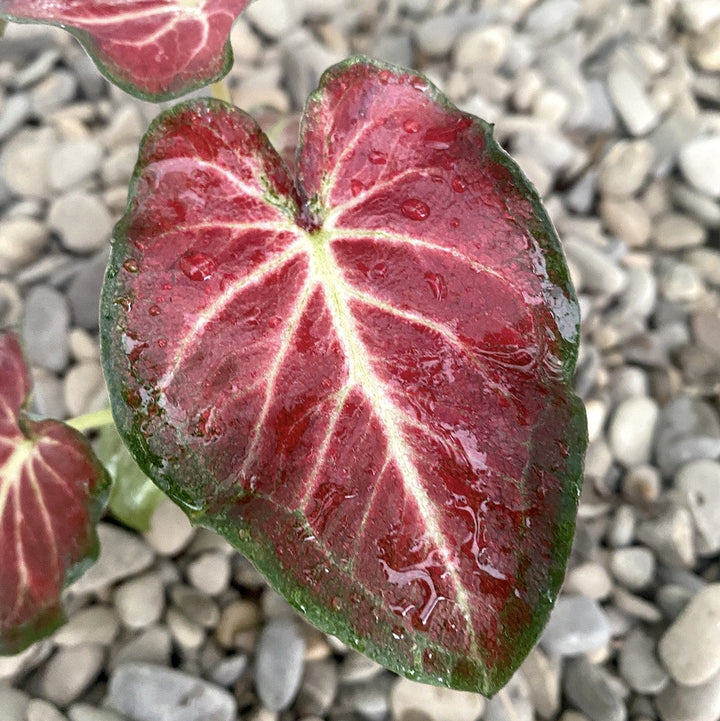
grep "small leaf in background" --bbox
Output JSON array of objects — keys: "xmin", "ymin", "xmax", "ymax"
[
  {"xmin": 0, "ymin": 332, "xmax": 109, "ymax": 655},
  {"xmin": 97, "ymin": 424, "xmax": 165, "ymax": 533},
  {"xmin": 0, "ymin": 0, "xmax": 251, "ymax": 100},
  {"xmin": 102, "ymin": 57, "xmax": 586, "ymax": 695}
]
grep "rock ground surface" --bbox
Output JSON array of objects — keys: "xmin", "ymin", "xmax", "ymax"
[{"xmin": 2, "ymin": 0, "xmax": 720, "ymax": 719}]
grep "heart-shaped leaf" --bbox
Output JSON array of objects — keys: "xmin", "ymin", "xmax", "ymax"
[
  {"xmin": 0, "ymin": 332, "xmax": 110, "ymax": 654},
  {"xmin": 101, "ymin": 57, "xmax": 586, "ymax": 695},
  {"xmin": 0, "ymin": 0, "xmax": 250, "ymax": 100}
]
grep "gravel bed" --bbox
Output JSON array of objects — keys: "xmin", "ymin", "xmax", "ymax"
[{"xmin": 2, "ymin": 0, "xmax": 720, "ymax": 720}]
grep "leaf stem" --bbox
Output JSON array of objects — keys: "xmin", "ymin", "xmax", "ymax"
[
  {"xmin": 66, "ymin": 408, "xmax": 115, "ymax": 433},
  {"xmin": 210, "ymin": 80, "xmax": 231, "ymax": 103}
]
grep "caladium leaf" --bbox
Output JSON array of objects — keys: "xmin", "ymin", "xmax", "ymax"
[
  {"xmin": 0, "ymin": 332, "xmax": 109, "ymax": 654},
  {"xmin": 0, "ymin": 0, "xmax": 250, "ymax": 100},
  {"xmin": 101, "ymin": 57, "xmax": 586, "ymax": 695}
]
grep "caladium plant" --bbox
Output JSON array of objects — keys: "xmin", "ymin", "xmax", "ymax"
[
  {"xmin": 98, "ymin": 57, "xmax": 587, "ymax": 694},
  {"xmin": 0, "ymin": 0, "xmax": 251, "ymax": 100},
  {"xmin": 0, "ymin": 333, "xmax": 109, "ymax": 655}
]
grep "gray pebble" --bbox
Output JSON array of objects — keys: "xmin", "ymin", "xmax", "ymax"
[
  {"xmin": 540, "ymin": 595, "xmax": 611, "ymax": 657},
  {"xmin": 390, "ymin": 676, "xmax": 485, "ymax": 721},
  {"xmin": 107, "ymin": 662, "xmax": 236, "ymax": 721},
  {"xmin": 564, "ymin": 239, "xmax": 627, "ymax": 296},
  {"xmin": 70, "ymin": 523, "xmax": 154, "ymax": 595},
  {"xmin": 344, "ymin": 678, "xmax": 391, "ymax": 721},
  {"xmin": 519, "ymin": 646, "xmax": 561, "ymax": 719},
  {"xmin": 187, "ymin": 552, "xmax": 231, "ymax": 597},
  {"xmin": 12, "ymin": 49, "xmax": 60, "ymax": 88},
  {"xmin": 656, "ymin": 667, "xmax": 720, "ymax": 721},
  {"xmin": 245, "ymin": 0, "xmax": 305, "ymax": 39},
  {"xmin": 143, "ymin": 499, "xmax": 195, "ymax": 556},
  {"xmin": 612, "ymin": 587, "xmax": 663, "ymax": 623},
  {"xmin": 296, "ymin": 659, "xmax": 338, "ymax": 717},
  {"xmin": 170, "ymin": 585, "xmax": 219, "ymax": 628},
  {"xmin": 659, "ymin": 584, "xmax": 720, "ymax": 686},
  {"xmin": 484, "ymin": 673, "xmax": 534, "ymax": 721},
  {"xmin": 610, "ymin": 547, "xmax": 655, "ymax": 590},
  {"xmin": 597, "ymin": 139, "xmax": 654, "ymax": 198},
  {"xmin": 30, "ymin": 70, "xmax": 78, "ymax": 116},
  {"xmin": 254, "ymin": 618, "xmax": 305, "ymax": 711},
  {"xmin": 653, "ymin": 213, "xmax": 706, "ymax": 250},
  {"xmin": 565, "ymin": 562, "xmax": 613, "ymax": 601},
  {"xmin": 48, "ymin": 192, "xmax": 114, "ymax": 254},
  {"xmin": 0, "ymin": 126, "xmax": 56, "ymax": 198},
  {"xmin": 208, "ymin": 654, "xmax": 248, "ymax": 688},
  {"xmin": 654, "ymin": 394, "xmax": 720, "ymax": 477},
  {"xmin": 48, "ymin": 139, "xmax": 103, "ymax": 191},
  {"xmin": 619, "ymin": 628, "xmax": 668, "ymax": 694},
  {"xmin": 101, "ymin": 145, "xmax": 138, "ymax": 187},
  {"xmin": 637, "ymin": 507, "xmax": 695, "ymax": 567},
  {"xmin": 623, "ymin": 464, "xmax": 662, "ymax": 505},
  {"xmin": 524, "ymin": 0, "xmax": 580, "ymax": 38},
  {"xmin": 607, "ymin": 64, "xmax": 659, "ymax": 136},
  {"xmin": 26, "ymin": 698, "xmax": 69, "ymax": 721},
  {"xmin": 0, "ymin": 216, "xmax": 48, "ymax": 275},
  {"xmin": 564, "ymin": 657, "xmax": 627, "ymax": 721},
  {"xmin": 22, "ymin": 284, "xmax": 70, "ymax": 372},
  {"xmin": 608, "ymin": 396, "xmax": 658, "ymax": 467},
  {"xmin": 676, "ymin": 459, "xmax": 720, "ymax": 553},
  {"xmin": 53, "ymin": 606, "xmax": 120, "ymax": 647},
  {"xmin": 110, "ymin": 626, "xmax": 172, "ymax": 671},
  {"xmin": 67, "ymin": 704, "xmax": 125, "ymax": 721},
  {"xmin": 679, "ymin": 135, "xmax": 720, "ymax": 197},
  {"xmin": 114, "ymin": 572, "xmax": 165, "ymax": 630},
  {"xmin": 414, "ymin": 13, "xmax": 475, "ymax": 57},
  {"xmin": 38, "ymin": 645, "xmax": 104, "ymax": 707},
  {"xmin": 0, "ymin": 93, "xmax": 32, "ymax": 142},
  {"xmin": 66, "ymin": 250, "xmax": 109, "ymax": 330},
  {"xmin": 0, "ymin": 685, "xmax": 31, "ymax": 721}
]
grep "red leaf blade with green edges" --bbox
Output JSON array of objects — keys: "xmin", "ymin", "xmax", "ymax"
[
  {"xmin": 0, "ymin": 332, "xmax": 109, "ymax": 654},
  {"xmin": 101, "ymin": 57, "xmax": 586, "ymax": 695},
  {"xmin": 0, "ymin": 0, "xmax": 250, "ymax": 100}
]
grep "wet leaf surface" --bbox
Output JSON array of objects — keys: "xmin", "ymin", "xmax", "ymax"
[
  {"xmin": 0, "ymin": 0, "xmax": 250, "ymax": 100},
  {"xmin": 101, "ymin": 57, "xmax": 586, "ymax": 694},
  {"xmin": 0, "ymin": 333, "xmax": 109, "ymax": 654}
]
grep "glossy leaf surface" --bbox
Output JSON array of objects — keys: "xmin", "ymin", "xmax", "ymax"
[
  {"xmin": 101, "ymin": 58, "xmax": 586, "ymax": 694},
  {"xmin": 0, "ymin": 333, "xmax": 109, "ymax": 654},
  {"xmin": 0, "ymin": 0, "xmax": 250, "ymax": 100}
]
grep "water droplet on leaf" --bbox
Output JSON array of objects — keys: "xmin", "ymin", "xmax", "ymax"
[
  {"xmin": 424, "ymin": 272, "xmax": 448, "ymax": 300},
  {"xmin": 368, "ymin": 150, "xmax": 387, "ymax": 165},
  {"xmin": 403, "ymin": 118, "xmax": 420, "ymax": 134},
  {"xmin": 148, "ymin": 305, "xmax": 161, "ymax": 316},
  {"xmin": 350, "ymin": 179, "xmax": 365, "ymax": 197},
  {"xmin": 452, "ymin": 176, "xmax": 467, "ymax": 193},
  {"xmin": 123, "ymin": 258, "xmax": 139, "ymax": 272},
  {"xmin": 179, "ymin": 251, "xmax": 216, "ymax": 281},
  {"xmin": 401, "ymin": 199, "xmax": 430, "ymax": 221}
]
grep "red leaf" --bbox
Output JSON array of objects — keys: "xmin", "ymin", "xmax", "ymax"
[
  {"xmin": 0, "ymin": 0, "xmax": 250, "ymax": 100},
  {"xmin": 0, "ymin": 333, "xmax": 109, "ymax": 654},
  {"xmin": 101, "ymin": 58, "xmax": 586, "ymax": 694}
]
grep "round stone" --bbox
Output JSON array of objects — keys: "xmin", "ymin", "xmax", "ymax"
[
  {"xmin": 390, "ymin": 676, "xmax": 485, "ymax": 721},
  {"xmin": 659, "ymin": 584, "xmax": 720, "ymax": 686},
  {"xmin": 610, "ymin": 547, "xmax": 655, "ymax": 590},
  {"xmin": 255, "ymin": 618, "xmax": 306, "ymax": 711},
  {"xmin": 608, "ymin": 396, "xmax": 659, "ymax": 467},
  {"xmin": 679, "ymin": 135, "xmax": 720, "ymax": 198},
  {"xmin": 0, "ymin": 217, "xmax": 47, "ymax": 274},
  {"xmin": 48, "ymin": 191, "xmax": 114, "ymax": 253}
]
